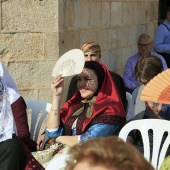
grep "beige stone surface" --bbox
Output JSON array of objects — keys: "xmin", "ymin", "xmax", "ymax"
[
  {"xmin": 102, "ymin": 2, "xmax": 111, "ymax": 27},
  {"xmin": 111, "ymin": 2, "xmax": 123, "ymax": 26},
  {"xmin": 0, "ymin": 33, "xmax": 44, "ymax": 61},
  {"xmin": 0, "ymin": 0, "xmax": 159, "ymax": 103},
  {"xmin": 74, "ymin": 0, "xmax": 89, "ymax": 28},
  {"xmin": 2, "ymin": 0, "xmax": 58, "ymax": 31},
  {"xmin": 122, "ymin": 2, "xmax": 132, "ymax": 26}
]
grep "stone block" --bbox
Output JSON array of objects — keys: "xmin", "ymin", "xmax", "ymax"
[
  {"xmin": 101, "ymin": 50, "xmax": 112, "ymax": 70},
  {"xmin": 111, "ymin": 2, "xmax": 123, "ymax": 26},
  {"xmin": 101, "ymin": 49, "xmax": 122, "ymax": 71},
  {"xmin": 80, "ymin": 30, "xmax": 95, "ymax": 45},
  {"xmin": 146, "ymin": 22, "xmax": 156, "ymax": 40},
  {"xmin": 74, "ymin": 0, "xmax": 89, "ymax": 28},
  {"xmin": 132, "ymin": 2, "xmax": 141, "ymax": 24},
  {"xmin": 94, "ymin": 29, "xmax": 108, "ymax": 51},
  {"xmin": 116, "ymin": 27, "xmax": 129, "ymax": 47},
  {"xmin": 2, "ymin": 0, "xmax": 58, "ymax": 31},
  {"xmin": 102, "ymin": 2, "xmax": 111, "ymax": 27},
  {"xmin": 89, "ymin": 1, "xmax": 102, "ymax": 27},
  {"xmin": 140, "ymin": 2, "xmax": 149, "ymax": 24},
  {"xmin": 8, "ymin": 61, "xmax": 54, "ymax": 88},
  {"xmin": 128, "ymin": 26, "xmax": 138, "ymax": 45},
  {"xmin": 20, "ymin": 89, "xmax": 38, "ymax": 100},
  {"xmin": 149, "ymin": 1, "xmax": 158, "ymax": 22},
  {"xmin": 38, "ymin": 88, "xmax": 53, "ymax": 103},
  {"xmin": 107, "ymin": 28, "xmax": 117, "ymax": 50},
  {"xmin": 122, "ymin": 2, "xmax": 132, "ymax": 26},
  {"xmin": 111, "ymin": 49, "xmax": 122, "ymax": 70},
  {"xmin": 0, "ymin": 33, "xmax": 44, "ymax": 61},
  {"xmin": 44, "ymin": 33, "xmax": 59, "ymax": 60},
  {"xmin": 58, "ymin": 30, "xmax": 80, "ymax": 56}
]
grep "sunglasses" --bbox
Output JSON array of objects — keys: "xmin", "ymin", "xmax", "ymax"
[{"xmin": 138, "ymin": 43, "xmax": 151, "ymax": 48}]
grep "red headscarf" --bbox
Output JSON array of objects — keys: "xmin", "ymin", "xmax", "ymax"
[{"xmin": 60, "ymin": 62, "xmax": 126, "ymax": 132}]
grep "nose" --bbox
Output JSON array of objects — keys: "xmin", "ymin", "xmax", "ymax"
[
  {"xmin": 86, "ymin": 55, "xmax": 92, "ymax": 61},
  {"xmin": 78, "ymin": 80, "xmax": 86, "ymax": 88}
]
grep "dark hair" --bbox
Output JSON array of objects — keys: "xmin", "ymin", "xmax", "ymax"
[
  {"xmin": 135, "ymin": 55, "xmax": 163, "ymax": 82},
  {"xmin": 84, "ymin": 61, "xmax": 105, "ymax": 95},
  {"xmin": 65, "ymin": 136, "xmax": 154, "ymax": 170},
  {"xmin": 167, "ymin": 6, "xmax": 170, "ymax": 13}
]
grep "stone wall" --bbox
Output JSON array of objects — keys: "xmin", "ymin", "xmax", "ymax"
[{"xmin": 0, "ymin": 0, "xmax": 159, "ymax": 105}]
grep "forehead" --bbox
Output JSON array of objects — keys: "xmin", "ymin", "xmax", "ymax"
[
  {"xmin": 79, "ymin": 68, "xmax": 96, "ymax": 77},
  {"xmin": 138, "ymin": 37, "xmax": 150, "ymax": 43},
  {"xmin": 84, "ymin": 51, "xmax": 97, "ymax": 54}
]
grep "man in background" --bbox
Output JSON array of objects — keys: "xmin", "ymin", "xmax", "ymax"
[
  {"xmin": 122, "ymin": 34, "xmax": 167, "ymax": 94},
  {"xmin": 154, "ymin": 6, "xmax": 170, "ymax": 68}
]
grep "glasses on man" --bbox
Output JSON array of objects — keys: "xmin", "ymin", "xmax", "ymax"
[{"xmin": 138, "ymin": 43, "xmax": 151, "ymax": 48}]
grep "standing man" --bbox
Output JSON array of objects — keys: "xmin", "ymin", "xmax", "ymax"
[
  {"xmin": 154, "ymin": 6, "xmax": 170, "ymax": 68},
  {"xmin": 66, "ymin": 41, "xmax": 127, "ymax": 112},
  {"xmin": 122, "ymin": 34, "xmax": 167, "ymax": 94}
]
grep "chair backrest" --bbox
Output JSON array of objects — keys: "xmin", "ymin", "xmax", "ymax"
[
  {"xmin": 25, "ymin": 100, "xmax": 51, "ymax": 142},
  {"xmin": 46, "ymin": 154, "xmax": 70, "ymax": 170},
  {"xmin": 118, "ymin": 119, "xmax": 170, "ymax": 170},
  {"xmin": 126, "ymin": 92, "xmax": 132, "ymax": 111}
]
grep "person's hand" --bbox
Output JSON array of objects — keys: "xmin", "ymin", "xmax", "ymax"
[
  {"xmin": 51, "ymin": 75, "xmax": 64, "ymax": 96},
  {"xmin": 146, "ymin": 102, "xmax": 162, "ymax": 118},
  {"xmin": 37, "ymin": 134, "xmax": 45, "ymax": 150}
]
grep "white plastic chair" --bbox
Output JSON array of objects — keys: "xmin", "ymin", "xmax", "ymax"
[
  {"xmin": 25, "ymin": 100, "xmax": 51, "ymax": 142},
  {"xmin": 126, "ymin": 92, "xmax": 132, "ymax": 111},
  {"xmin": 118, "ymin": 119, "xmax": 170, "ymax": 170},
  {"xmin": 46, "ymin": 154, "xmax": 70, "ymax": 170}
]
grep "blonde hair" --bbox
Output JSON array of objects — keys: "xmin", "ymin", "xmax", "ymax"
[
  {"xmin": 65, "ymin": 136, "xmax": 154, "ymax": 170},
  {"xmin": 135, "ymin": 54, "xmax": 163, "ymax": 81},
  {"xmin": 80, "ymin": 41, "xmax": 101, "ymax": 58}
]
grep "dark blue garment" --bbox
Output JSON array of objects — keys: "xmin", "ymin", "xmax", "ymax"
[{"xmin": 45, "ymin": 123, "xmax": 120, "ymax": 143}]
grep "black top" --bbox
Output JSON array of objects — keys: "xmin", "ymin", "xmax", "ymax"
[{"xmin": 66, "ymin": 71, "xmax": 127, "ymax": 112}]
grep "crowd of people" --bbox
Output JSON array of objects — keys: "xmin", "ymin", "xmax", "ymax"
[{"xmin": 1, "ymin": 6, "xmax": 170, "ymax": 170}]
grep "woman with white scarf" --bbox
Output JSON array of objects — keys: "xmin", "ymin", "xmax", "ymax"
[
  {"xmin": 0, "ymin": 62, "xmax": 45, "ymax": 170},
  {"xmin": 0, "ymin": 76, "xmax": 26, "ymax": 170}
]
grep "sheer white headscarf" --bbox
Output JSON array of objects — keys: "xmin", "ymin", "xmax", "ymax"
[
  {"xmin": 0, "ymin": 76, "xmax": 17, "ymax": 142},
  {"xmin": 0, "ymin": 62, "xmax": 20, "ymax": 104}
]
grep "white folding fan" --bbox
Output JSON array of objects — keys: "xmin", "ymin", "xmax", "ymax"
[
  {"xmin": 52, "ymin": 49, "xmax": 84, "ymax": 77},
  {"xmin": 140, "ymin": 69, "xmax": 170, "ymax": 104}
]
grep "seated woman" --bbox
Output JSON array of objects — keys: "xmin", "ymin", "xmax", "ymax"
[
  {"xmin": 127, "ymin": 55, "xmax": 170, "ymax": 122},
  {"xmin": 0, "ymin": 76, "xmax": 26, "ymax": 170},
  {"xmin": 45, "ymin": 61, "xmax": 126, "ymax": 147},
  {"xmin": 0, "ymin": 62, "xmax": 44, "ymax": 170},
  {"xmin": 126, "ymin": 55, "xmax": 170, "ymax": 155}
]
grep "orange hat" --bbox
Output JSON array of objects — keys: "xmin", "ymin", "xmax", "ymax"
[{"xmin": 80, "ymin": 41, "xmax": 101, "ymax": 55}]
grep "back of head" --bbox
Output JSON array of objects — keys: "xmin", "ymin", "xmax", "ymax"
[
  {"xmin": 81, "ymin": 41, "xmax": 101, "ymax": 58},
  {"xmin": 65, "ymin": 136, "xmax": 154, "ymax": 170},
  {"xmin": 135, "ymin": 54, "xmax": 163, "ymax": 82}
]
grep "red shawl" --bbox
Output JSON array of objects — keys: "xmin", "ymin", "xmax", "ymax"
[{"xmin": 60, "ymin": 62, "xmax": 126, "ymax": 132}]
